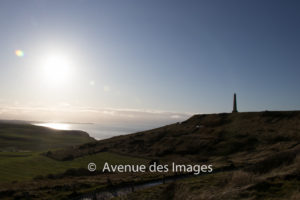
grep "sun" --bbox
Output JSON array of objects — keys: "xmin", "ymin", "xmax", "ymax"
[{"xmin": 42, "ymin": 54, "xmax": 72, "ymax": 86}]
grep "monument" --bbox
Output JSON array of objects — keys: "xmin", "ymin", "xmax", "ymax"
[{"xmin": 232, "ymin": 93, "xmax": 238, "ymax": 113}]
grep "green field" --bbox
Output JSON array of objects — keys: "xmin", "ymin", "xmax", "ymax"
[
  {"xmin": 0, "ymin": 151, "xmax": 147, "ymax": 183},
  {"xmin": 0, "ymin": 123, "xmax": 95, "ymax": 151},
  {"xmin": 0, "ymin": 122, "xmax": 148, "ymax": 184}
]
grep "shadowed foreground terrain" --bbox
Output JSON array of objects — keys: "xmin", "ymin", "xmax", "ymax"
[
  {"xmin": 50, "ymin": 111, "xmax": 300, "ymax": 166},
  {"xmin": 0, "ymin": 111, "xmax": 300, "ymax": 199}
]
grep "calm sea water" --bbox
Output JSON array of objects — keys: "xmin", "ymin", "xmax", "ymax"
[{"xmin": 33, "ymin": 123, "xmax": 143, "ymax": 140}]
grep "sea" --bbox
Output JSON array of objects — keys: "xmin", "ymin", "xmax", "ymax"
[{"xmin": 32, "ymin": 122, "xmax": 147, "ymax": 140}]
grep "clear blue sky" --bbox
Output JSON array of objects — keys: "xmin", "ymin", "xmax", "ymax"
[{"xmin": 0, "ymin": 0, "xmax": 300, "ymax": 124}]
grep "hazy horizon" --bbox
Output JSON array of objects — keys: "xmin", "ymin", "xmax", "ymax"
[{"xmin": 1, "ymin": 0, "xmax": 300, "ymax": 125}]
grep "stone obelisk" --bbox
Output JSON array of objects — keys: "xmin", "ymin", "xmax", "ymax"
[{"xmin": 232, "ymin": 93, "xmax": 238, "ymax": 113}]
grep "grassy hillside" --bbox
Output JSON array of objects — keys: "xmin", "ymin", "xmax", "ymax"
[
  {"xmin": 0, "ymin": 123, "xmax": 95, "ymax": 151},
  {"xmin": 49, "ymin": 111, "xmax": 300, "ymax": 166},
  {"xmin": 44, "ymin": 111, "xmax": 300, "ymax": 200},
  {"xmin": 121, "ymin": 167, "xmax": 300, "ymax": 200},
  {"xmin": 0, "ymin": 151, "xmax": 150, "ymax": 200},
  {"xmin": 0, "ymin": 122, "xmax": 150, "ymax": 199},
  {"xmin": 0, "ymin": 151, "xmax": 147, "ymax": 183},
  {"xmin": 0, "ymin": 111, "xmax": 300, "ymax": 200}
]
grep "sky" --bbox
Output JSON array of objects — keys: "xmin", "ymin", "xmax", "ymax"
[{"xmin": 0, "ymin": 0, "xmax": 300, "ymax": 126}]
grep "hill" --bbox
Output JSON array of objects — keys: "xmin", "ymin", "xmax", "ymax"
[
  {"xmin": 1, "ymin": 111, "xmax": 300, "ymax": 200},
  {"xmin": 0, "ymin": 122, "xmax": 95, "ymax": 151},
  {"xmin": 49, "ymin": 111, "xmax": 300, "ymax": 167},
  {"xmin": 43, "ymin": 111, "xmax": 300, "ymax": 199}
]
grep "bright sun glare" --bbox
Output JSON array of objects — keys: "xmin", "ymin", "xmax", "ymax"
[
  {"xmin": 35, "ymin": 123, "xmax": 71, "ymax": 130},
  {"xmin": 42, "ymin": 54, "xmax": 72, "ymax": 86}
]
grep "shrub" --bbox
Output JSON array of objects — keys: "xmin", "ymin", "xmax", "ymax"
[
  {"xmin": 230, "ymin": 170, "xmax": 257, "ymax": 187},
  {"xmin": 290, "ymin": 191, "xmax": 300, "ymax": 200},
  {"xmin": 248, "ymin": 151, "xmax": 297, "ymax": 174}
]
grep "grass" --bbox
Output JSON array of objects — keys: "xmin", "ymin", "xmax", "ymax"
[
  {"xmin": 120, "ymin": 169, "xmax": 300, "ymax": 200},
  {"xmin": 48, "ymin": 111, "xmax": 300, "ymax": 163},
  {"xmin": 230, "ymin": 170, "xmax": 258, "ymax": 187},
  {"xmin": 1, "ymin": 111, "xmax": 300, "ymax": 199},
  {"xmin": 0, "ymin": 123, "xmax": 95, "ymax": 151},
  {"xmin": 0, "ymin": 151, "xmax": 147, "ymax": 183}
]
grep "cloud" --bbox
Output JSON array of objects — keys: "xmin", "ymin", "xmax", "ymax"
[{"xmin": 0, "ymin": 105, "xmax": 192, "ymax": 128}]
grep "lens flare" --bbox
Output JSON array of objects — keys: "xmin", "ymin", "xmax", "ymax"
[{"xmin": 15, "ymin": 50, "xmax": 24, "ymax": 57}]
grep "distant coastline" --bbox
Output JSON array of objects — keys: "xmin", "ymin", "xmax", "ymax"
[{"xmin": 32, "ymin": 122, "xmax": 144, "ymax": 140}]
